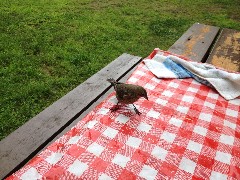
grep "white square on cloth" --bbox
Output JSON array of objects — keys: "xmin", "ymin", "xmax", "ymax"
[
  {"xmin": 210, "ymin": 171, "xmax": 227, "ymax": 180},
  {"xmin": 87, "ymin": 142, "xmax": 105, "ymax": 156},
  {"xmin": 116, "ymin": 114, "xmax": 130, "ymax": 124},
  {"xmin": 193, "ymin": 125, "xmax": 208, "ymax": 136},
  {"xmin": 179, "ymin": 157, "xmax": 196, "ymax": 174},
  {"xmin": 199, "ymin": 112, "xmax": 212, "ymax": 122},
  {"xmin": 147, "ymin": 110, "xmax": 160, "ymax": 119},
  {"xmin": 161, "ymin": 131, "xmax": 176, "ymax": 143},
  {"xmin": 176, "ymin": 106, "xmax": 189, "ymax": 114},
  {"xmin": 20, "ymin": 168, "xmax": 42, "ymax": 180},
  {"xmin": 187, "ymin": 140, "xmax": 203, "ymax": 154},
  {"xmin": 68, "ymin": 159, "xmax": 88, "ymax": 177},
  {"xmin": 204, "ymin": 101, "xmax": 215, "ymax": 109},
  {"xmin": 128, "ymin": 77, "xmax": 138, "ymax": 83},
  {"xmin": 219, "ymin": 134, "xmax": 234, "ymax": 146},
  {"xmin": 137, "ymin": 122, "xmax": 152, "ymax": 133},
  {"xmin": 207, "ymin": 92, "xmax": 219, "ymax": 99},
  {"xmin": 98, "ymin": 173, "xmax": 114, "ymax": 180},
  {"xmin": 139, "ymin": 165, "xmax": 158, "ymax": 180},
  {"xmin": 97, "ymin": 108, "xmax": 109, "ymax": 115},
  {"xmin": 135, "ymin": 70, "xmax": 145, "ymax": 76},
  {"xmin": 168, "ymin": 82, "xmax": 179, "ymax": 88},
  {"xmin": 151, "ymin": 146, "xmax": 168, "ymax": 161},
  {"xmin": 112, "ymin": 154, "xmax": 130, "ymax": 168},
  {"xmin": 162, "ymin": 90, "xmax": 174, "ymax": 97},
  {"xmin": 152, "ymin": 77, "xmax": 161, "ymax": 83},
  {"xmin": 169, "ymin": 117, "xmax": 183, "ymax": 127},
  {"xmin": 46, "ymin": 152, "xmax": 63, "ymax": 165},
  {"xmin": 215, "ymin": 151, "xmax": 232, "ymax": 164},
  {"xmin": 226, "ymin": 109, "xmax": 238, "ymax": 117},
  {"xmin": 84, "ymin": 120, "xmax": 98, "ymax": 129},
  {"xmin": 187, "ymin": 87, "xmax": 198, "ymax": 93},
  {"xmin": 182, "ymin": 95, "xmax": 194, "ymax": 103},
  {"xmin": 156, "ymin": 98, "xmax": 168, "ymax": 106},
  {"xmin": 223, "ymin": 120, "xmax": 236, "ymax": 130},
  {"xmin": 144, "ymin": 83, "xmax": 155, "ymax": 90},
  {"xmin": 126, "ymin": 136, "xmax": 142, "ymax": 149},
  {"xmin": 67, "ymin": 136, "xmax": 82, "ymax": 144},
  {"xmin": 103, "ymin": 127, "xmax": 118, "ymax": 139}
]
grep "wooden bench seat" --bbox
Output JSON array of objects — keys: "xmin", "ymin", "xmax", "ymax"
[{"xmin": 0, "ymin": 23, "xmax": 239, "ymax": 179}]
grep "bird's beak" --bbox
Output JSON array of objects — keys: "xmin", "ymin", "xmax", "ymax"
[{"xmin": 145, "ymin": 95, "xmax": 149, "ymax": 100}]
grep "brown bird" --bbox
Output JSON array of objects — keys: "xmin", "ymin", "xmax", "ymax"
[{"xmin": 107, "ymin": 78, "xmax": 148, "ymax": 115}]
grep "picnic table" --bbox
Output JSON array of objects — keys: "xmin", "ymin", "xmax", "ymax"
[{"xmin": 0, "ymin": 23, "xmax": 239, "ymax": 179}]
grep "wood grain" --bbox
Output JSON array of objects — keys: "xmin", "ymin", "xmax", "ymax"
[
  {"xmin": 206, "ymin": 28, "xmax": 240, "ymax": 72},
  {"xmin": 168, "ymin": 23, "xmax": 220, "ymax": 62},
  {"xmin": 0, "ymin": 53, "xmax": 142, "ymax": 179}
]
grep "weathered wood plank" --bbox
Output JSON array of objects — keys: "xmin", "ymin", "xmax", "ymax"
[
  {"xmin": 0, "ymin": 53, "xmax": 142, "ymax": 179},
  {"xmin": 168, "ymin": 23, "xmax": 220, "ymax": 62},
  {"xmin": 206, "ymin": 28, "xmax": 240, "ymax": 72}
]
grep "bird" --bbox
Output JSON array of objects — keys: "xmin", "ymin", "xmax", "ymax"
[{"xmin": 107, "ymin": 78, "xmax": 148, "ymax": 115}]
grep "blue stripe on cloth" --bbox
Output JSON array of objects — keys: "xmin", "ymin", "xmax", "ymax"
[
  {"xmin": 178, "ymin": 64, "xmax": 213, "ymax": 87},
  {"xmin": 162, "ymin": 58, "xmax": 191, "ymax": 78},
  {"xmin": 163, "ymin": 57, "xmax": 213, "ymax": 87}
]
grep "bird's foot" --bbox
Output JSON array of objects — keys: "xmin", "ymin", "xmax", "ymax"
[
  {"xmin": 110, "ymin": 105, "xmax": 120, "ymax": 112},
  {"xmin": 134, "ymin": 107, "xmax": 141, "ymax": 115},
  {"xmin": 132, "ymin": 104, "xmax": 141, "ymax": 115}
]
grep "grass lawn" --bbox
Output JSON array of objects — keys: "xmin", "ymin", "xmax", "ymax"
[{"xmin": 0, "ymin": 0, "xmax": 239, "ymax": 140}]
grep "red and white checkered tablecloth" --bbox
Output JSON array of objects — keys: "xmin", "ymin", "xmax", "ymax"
[{"xmin": 7, "ymin": 50, "xmax": 240, "ymax": 180}]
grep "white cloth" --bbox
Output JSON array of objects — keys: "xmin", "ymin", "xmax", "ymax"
[{"xmin": 144, "ymin": 54, "xmax": 240, "ymax": 100}]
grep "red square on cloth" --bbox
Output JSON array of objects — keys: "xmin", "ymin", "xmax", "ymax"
[
  {"xmin": 197, "ymin": 154, "xmax": 215, "ymax": 169},
  {"xmin": 143, "ymin": 134, "xmax": 159, "ymax": 144},
  {"xmin": 170, "ymin": 144, "xmax": 186, "ymax": 155},
  {"xmin": 90, "ymin": 157, "xmax": 109, "ymax": 172},
  {"xmin": 118, "ymin": 169, "xmax": 137, "ymax": 180},
  {"xmin": 44, "ymin": 165, "xmax": 65, "ymax": 179},
  {"xmin": 229, "ymin": 165, "xmax": 240, "ymax": 179},
  {"xmin": 132, "ymin": 149, "xmax": 150, "ymax": 163},
  {"xmin": 108, "ymin": 140, "xmax": 124, "ymax": 151},
  {"xmin": 178, "ymin": 127, "xmax": 192, "ymax": 139},
  {"xmin": 83, "ymin": 129, "xmax": 101, "ymax": 141},
  {"xmin": 48, "ymin": 142, "xmax": 64, "ymax": 152},
  {"xmin": 120, "ymin": 124, "xmax": 135, "ymax": 135},
  {"xmin": 232, "ymin": 146, "xmax": 240, "ymax": 158},
  {"xmin": 159, "ymin": 161, "xmax": 178, "ymax": 178},
  {"xmin": 66, "ymin": 144, "xmax": 85, "ymax": 157},
  {"xmin": 204, "ymin": 137, "xmax": 219, "ymax": 149},
  {"xmin": 208, "ymin": 122, "xmax": 222, "ymax": 133}
]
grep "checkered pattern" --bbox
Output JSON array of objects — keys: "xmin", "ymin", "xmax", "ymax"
[{"xmin": 7, "ymin": 50, "xmax": 240, "ymax": 180}]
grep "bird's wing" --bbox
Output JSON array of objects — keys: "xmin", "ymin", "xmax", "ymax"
[{"xmin": 116, "ymin": 84, "xmax": 137, "ymax": 100}]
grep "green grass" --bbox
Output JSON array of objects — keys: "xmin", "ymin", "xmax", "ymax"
[{"xmin": 0, "ymin": 0, "xmax": 239, "ymax": 140}]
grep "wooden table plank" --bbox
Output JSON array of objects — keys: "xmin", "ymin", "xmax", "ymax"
[
  {"xmin": 168, "ymin": 23, "xmax": 220, "ymax": 62},
  {"xmin": 206, "ymin": 28, "xmax": 240, "ymax": 72},
  {"xmin": 0, "ymin": 54, "xmax": 142, "ymax": 179}
]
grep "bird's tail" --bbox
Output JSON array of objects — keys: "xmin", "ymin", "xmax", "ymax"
[{"xmin": 107, "ymin": 78, "xmax": 117, "ymax": 86}]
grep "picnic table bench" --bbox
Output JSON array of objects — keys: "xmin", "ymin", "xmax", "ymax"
[{"xmin": 0, "ymin": 23, "xmax": 239, "ymax": 179}]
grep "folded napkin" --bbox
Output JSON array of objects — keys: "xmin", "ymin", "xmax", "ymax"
[{"xmin": 144, "ymin": 53, "xmax": 240, "ymax": 100}]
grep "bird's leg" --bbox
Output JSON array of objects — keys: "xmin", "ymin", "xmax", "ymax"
[
  {"xmin": 132, "ymin": 104, "xmax": 141, "ymax": 115},
  {"xmin": 110, "ymin": 102, "xmax": 120, "ymax": 112}
]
